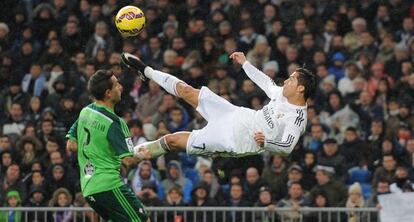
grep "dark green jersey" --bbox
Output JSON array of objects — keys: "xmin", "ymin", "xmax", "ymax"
[{"xmin": 66, "ymin": 103, "xmax": 134, "ymax": 196}]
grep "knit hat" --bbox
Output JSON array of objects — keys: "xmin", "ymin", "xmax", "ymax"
[
  {"xmin": 348, "ymin": 182, "xmax": 362, "ymax": 195},
  {"xmin": 259, "ymin": 186, "xmax": 272, "ymax": 194},
  {"xmin": 263, "ymin": 61, "xmax": 279, "ymax": 73},
  {"xmin": 288, "ymin": 164, "xmax": 303, "ymax": 172},
  {"xmin": 6, "ymin": 190, "xmax": 21, "ymax": 203},
  {"xmin": 0, "ymin": 22, "xmax": 9, "ymax": 34}
]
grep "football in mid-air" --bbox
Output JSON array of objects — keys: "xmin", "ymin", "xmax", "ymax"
[{"xmin": 115, "ymin": 6, "xmax": 146, "ymax": 38}]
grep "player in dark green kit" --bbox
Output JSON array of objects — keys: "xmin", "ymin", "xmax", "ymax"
[{"xmin": 66, "ymin": 70, "xmax": 149, "ymax": 222}]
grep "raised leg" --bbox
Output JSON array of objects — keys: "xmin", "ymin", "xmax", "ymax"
[{"xmin": 121, "ymin": 52, "xmax": 201, "ymax": 108}]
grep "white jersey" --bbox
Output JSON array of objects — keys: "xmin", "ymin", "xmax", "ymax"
[
  {"xmin": 232, "ymin": 62, "xmax": 307, "ymax": 155},
  {"xmin": 186, "ymin": 61, "xmax": 307, "ymax": 157}
]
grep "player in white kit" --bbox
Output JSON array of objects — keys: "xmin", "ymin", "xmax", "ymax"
[{"xmin": 121, "ymin": 52, "xmax": 316, "ymax": 158}]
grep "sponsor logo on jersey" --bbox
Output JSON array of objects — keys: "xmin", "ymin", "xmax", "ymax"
[
  {"xmin": 192, "ymin": 143, "xmax": 206, "ymax": 150},
  {"xmin": 125, "ymin": 138, "xmax": 134, "ymax": 152},
  {"xmin": 263, "ymin": 107, "xmax": 274, "ymax": 129}
]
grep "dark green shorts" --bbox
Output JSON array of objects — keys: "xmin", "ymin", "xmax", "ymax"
[{"xmin": 85, "ymin": 185, "xmax": 148, "ymax": 222}]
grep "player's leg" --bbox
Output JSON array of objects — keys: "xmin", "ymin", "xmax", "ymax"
[
  {"xmin": 86, "ymin": 187, "xmax": 150, "ymax": 222},
  {"xmin": 121, "ymin": 53, "xmax": 200, "ymax": 108},
  {"xmin": 135, "ymin": 132, "xmax": 190, "ymax": 159},
  {"xmin": 85, "ymin": 195, "xmax": 111, "ymax": 221}
]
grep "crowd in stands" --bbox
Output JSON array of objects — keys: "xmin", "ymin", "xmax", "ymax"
[{"xmin": 1, "ymin": 0, "xmax": 414, "ymax": 221}]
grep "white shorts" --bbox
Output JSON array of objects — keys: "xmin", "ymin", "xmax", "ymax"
[{"xmin": 186, "ymin": 87, "xmax": 262, "ymax": 157}]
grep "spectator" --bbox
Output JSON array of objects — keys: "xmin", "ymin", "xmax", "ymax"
[
  {"xmin": 309, "ymin": 165, "xmax": 348, "ymax": 207},
  {"xmin": 151, "ymin": 94, "xmax": 189, "ymax": 127},
  {"xmin": 277, "ymin": 182, "xmax": 310, "ymax": 222},
  {"xmin": 345, "ymin": 182, "xmax": 365, "ymax": 222},
  {"xmin": 128, "ymin": 119, "xmax": 147, "ymax": 146},
  {"xmin": 16, "ymin": 136, "xmax": 42, "ymax": 173},
  {"xmin": 317, "ymin": 138, "xmax": 346, "ymax": 181},
  {"xmin": 262, "ymin": 154, "xmax": 288, "ymax": 201},
  {"xmin": 246, "ymin": 35, "xmax": 271, "ymax": 69},
  {"xmin": 372, "ymin": 154, "xmax": 397, "ymax": 187},
  {"xmin": 0, "ymin": 190, "xmax": 22, "ymax": 222},
  {"xmin": 45, "ymin": 164, "xmax": 74, "ymax": 195},
  {"xmin": 25, "ymin": 96, "xmax": 42, "ymax": 124},
  {"xmin": 386, "ymin": 102, "xmax": 414, "ymax": 138},
  {"xmin": 338, "ymin": 62, "xmax": 361, "ymax": 97},
  {"xmin": 340, "ymin": 127, "xmax": 366, "ymax": 170},
  {"xmin": 286, "ymin": 164, "xmax": 310, "ymax": 192},
  {"xmin": 166, "ymin": 107, "xmax": 189, "ymax": 133},
  {"xmin": 0, "ymin": 135, "xmax": 17, "ymax": 157},
  {"xmin": 161, "ymin": 160, "xmax": 193, "ymax": 204},
  {"xmin": 344, "ymin": 18, "xmax": 367, "ymax": 52},
  {"xmin": 189, "ymin": 181, "xmax": 217, "ymax": 207},
  {"xmin": 21, "ymin": 63, "xmax": 47, "ymax": 97},
  {"xmin": 0, "ymin": 78, "xmax": 30, "ymax": 117},
  {"xmin": 26, "ymin": 170, "xmax": 45, "ymax": 196},
  {"xmin": 303, "ymin": 124, "xmax": 327, "ymax": 152},
  {"xmin": 187, "ymin": 111, "xmax": 207, "ymax": 131},
  {"xmin": 38, "ymin": 38, "xmax": 69, "ymax": 68},
  {"xmin": 0, "ymin": 150, "xmax": 14, "ymax": 176},
  {"xmin": 2, "ymin": 103, "xmax": 26, "ymax": 140},
  {"xmin": 224, "ymin": 183, "xmax": 252, "ymax": 221},
  {"xmin": 307, "ymin": 190, "xmax": 330, "ymax": 222},
  {"xmin": 61, "ymin": 20, "xmax": 84, "ymax": 57},
  {"xmin": 48, "ymin": 188, "xmax": 73, "ymax": 222},
  {"xmin": 401, "ymin": 138, "xmax": 414, "ymax": 171},
  {"xmin": 1, "ymin": 164, "xmax": 27, "ymax": 203},
  {"xmin": 138, "ymin": 181, "xmax": 163, "ymax": 207},
  {"xmin": 140, "ymin": 36, "xmax": 163, "ymax": 68},
  {"xmin": 85, "ymin": 21, "xmax": 114, "ymax": 59},
  {"xmin": 238, "ymin": 22, "xmax": 261, "ymax": 54},
  {"xmin": 243, "ymin": 167, "xmax": 267, "ymax": 203},
  {"xmin": 349, "ymin": 91, "xmax": 383, "ymax": 137},
  {"xmin": 254, "ymin": 186, "xmax": 276, "ymax": 222},
  {"xmin": 163, "ymin": 186, "xmax": 185, "ymax": 221},
  {"xmin": 390, "ymin": 166, "xmax": 414, "ymax": 193},
  {"xmin": 25, "ymin": 186, "xmax": 47, "ymax": 221},
  {"xmin": 129, "ymin": 160, "xmax": 164, "ymax": 200},
  {"xmin": 198, "ymin": 168, "xmax": 223, "ymax": 202}
]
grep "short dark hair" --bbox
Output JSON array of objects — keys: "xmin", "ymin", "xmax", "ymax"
[
  {"xmin": 88, "ymin": 70, "xmax": 114, "ymax": 100},
  {"xmin": 128, "ymin": 119, "xmax": 143, "ymax": 129},
  {"xmin": 296, "ymin": 67, "xmax": 316, "ymax": 100}
]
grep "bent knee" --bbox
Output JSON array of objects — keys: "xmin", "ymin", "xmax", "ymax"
[
  {"xmin": 164, "ymin": 134, "xmax": 180, "ymax": 149},
  {"xmin": 164, "ymin": 133, "xmax": 189, "ymax": 151}
]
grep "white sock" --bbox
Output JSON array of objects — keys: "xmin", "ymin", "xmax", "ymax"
[
  {"xmin": 134, "ymin": 137, "xmax": 170, "ymax": 159},
  {"xmin": 144, "ymin": 67, "xmax": 183, "ymax": 96}
]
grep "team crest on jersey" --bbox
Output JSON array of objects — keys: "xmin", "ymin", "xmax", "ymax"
[
  {"xmin": 276, "ymin": 113, "xmax": 285, "ymax": 119},
  {"xmin": 125, "ymin": 138, "xmax": 134, "ymax": 152},
  {"xmin": 84, "ymin": 161, "xmax": 94, "ymax": 178}
]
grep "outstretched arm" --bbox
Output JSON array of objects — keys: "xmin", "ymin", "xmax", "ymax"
[{"xmin": 230, "ymin": 52, "xmax": 281, "ymax": 98}]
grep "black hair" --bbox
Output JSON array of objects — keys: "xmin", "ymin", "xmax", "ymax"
[
  {"xmin": 346, "ymin": 126, "xmax": 357, "ymax": 132},
  {"xmin": 87, "ymin": 70, "xmax": 114, "ymax": 100},
  {"xmin": 128, "ymin": 119, "xmax": 143, "ymax": 129},
  {"xmin": 296, "ymin": 67, "xmax": 317, "ymax": 100}
]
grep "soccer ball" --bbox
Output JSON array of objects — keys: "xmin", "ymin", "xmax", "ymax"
[{"xmin": 115, "ymin": 6, "xmax": 146, "ymax": 38}]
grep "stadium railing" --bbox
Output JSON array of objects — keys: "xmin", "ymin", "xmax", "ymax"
[{"xmin": 0, "ymin": 206, "xmax": 379, "ymax": 222}]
